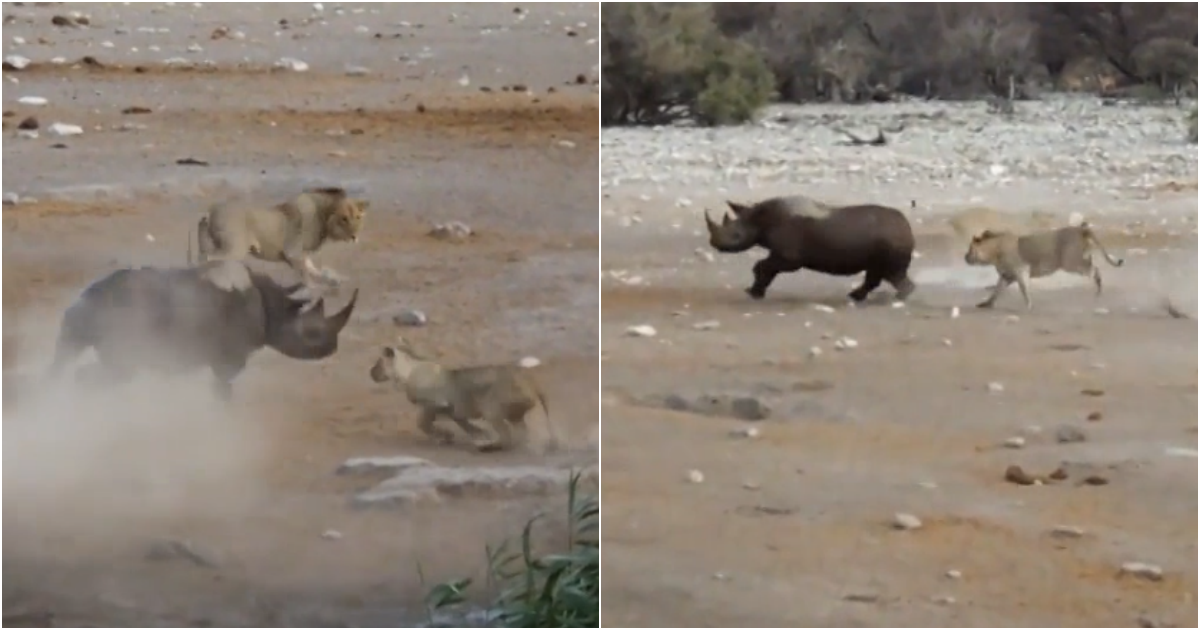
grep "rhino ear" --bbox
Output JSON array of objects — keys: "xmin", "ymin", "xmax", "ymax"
[{"xmin": 726, "ymin": 201, "xmax": 752, "ymax": 217}]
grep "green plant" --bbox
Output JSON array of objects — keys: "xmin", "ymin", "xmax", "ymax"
[
  {"xmin": 425, "ymin": 470, "xmax": 598, "ymax": 628},
  {"xmin": 1187, "ymin": 106, "xmax": 1197, "ymax": 144}
]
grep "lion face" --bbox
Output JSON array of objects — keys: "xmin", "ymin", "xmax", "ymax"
[
  {"xmin": 326, "ymin": 198, "xmax": 370, "ymax": 243},
  {"xmin": 369, "ymin": 337, "xmax": 420, "ymax": 384},
  {"xmin": 964, "ymin": 230, "xmax": 1007, "ymax": 266}
]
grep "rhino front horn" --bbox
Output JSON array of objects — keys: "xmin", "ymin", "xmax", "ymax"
[
  {"xmin": 325, "ymin": 288, "xmax": 358, "ymax": 334},
  {"xmin": 704, "ymin": 209, "xmax": 719, "ymax": 234}
]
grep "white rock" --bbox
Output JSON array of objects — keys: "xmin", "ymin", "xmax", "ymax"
[
  {"xmin": 933, "ymin": 595, "xmax": 956, "ymax": 606},
  {"xmin": 1050, "ymin": 525, "xmax": 1085, "ymax": 539},
  {"xmin": 274, "ymin": 57, "xmax": 309, "ymax": 72},
  {"xmin": 941, "ymin": 338, "xmax": 953, "ymax": 347},
  {"xmin": 518, "ymin": 356, "xmax": 540, "ymax": 369},
  {"xmin": 987, "ymin": 381, "xmax": 1005, "ymax": 394},
  {"xmin": 686, "ymin": 469, "xmax": 704, "ymax": 484},
  {"xmin": 1005, "ymin": 314, "xmax": 1020, "ymax": 324},
  {"xmin": 354, "ymin": 25, "xmax": 370, "ymax": 34},
  {"xmin": 186, "ymin": 43, "xmax": 203, "ymax": 53},
  {"xmin": 625, "ymin": 325, "xmax": 657, "ymax": 338},
  {"xmin": 812, "ymin": 304, "xmax": 836, "ymax": 314},
  {"xmin": 1164, "ymin": 446, "xmax": 1197, "ymax": 458},
  {"xmin": 1003, "ymin": 436, "xmax": 1025, "ymax": 449},
  {"xmin": 47, "ymin": 122, "xmax": 83, "ymax": 136},
  {"xmin": 892, "ymin": 512, "xmax": 922, "ymax": 530},
  {"xmin": 1119, "ymin": 562, "xmax": 1163, "ymax": 581},
  {"xmin": 834, "ymin": 337, "xmax": 858, "ymax": 350},
  {"xmin": 345, "ymin": 65, "xmax": 370, "ymax": 76},
  {"xmin": 692, "ymin": 320, "xmax": 720, "ymax": 331},
  {"xmin": 321, "ymin": 529, "xmax": 343, "ymax": 540},
  {"xmin": 2, "ymin": 192, "xmax": 19, "ymax": 205},
  {"xmin": 807, "ymin": 346, "xmax": 822, "ymax": 359},
  {"xmin": 312, "ymin": 2, "xmax": 324, "ymax": 10},
  {"xmin": 945, "ymin": 569, "xmax": 962, "ymax": 579},
  {"xmin": 11, "ymin": 37, "xmax": 25, "ymax": 46},
  {"xmin": 1094, "ymin": 307, "xmax": 1110, "ymax": 315},
  {"xmin": 949, "ymin": 306, "xmax": 960, "ymax": 319},
  {"xmin": 4, "ymin": 55, "xmax": 31, "ymax": 70},
  {"xmin": 17, "ymin": 96, "xmax": 47, "ymax": 106},
  {"xmin": 730, "ymin": 426, "xmax": 759, "ymax": 439},
  {"xmin": 145, "ymin": 233, "xmax": 155, "ymax": 242},
  {"xmin": 1067, "ymin": 211, "xmax": 1085, "ymax": 227}
]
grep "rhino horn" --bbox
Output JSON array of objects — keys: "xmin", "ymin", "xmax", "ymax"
[
  {"xmin": 726, "ymin": 200, "xmax": 751, "ymax": 217},
  {"xmin": 324, "ymin": 288, "xmax": 358, "ymax": 335},
  {"xmin": 704, "ymin": 209, "xmax": 720, "ymax": 235}
]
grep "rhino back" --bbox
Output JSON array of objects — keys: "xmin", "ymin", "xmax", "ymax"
[{"xmin": 764, "ymin": 204, "xmax": 914, "ymax": 271}]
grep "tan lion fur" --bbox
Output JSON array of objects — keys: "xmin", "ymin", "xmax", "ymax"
[
  {"xmin": 188, "ymin": 187, "xmax": 369, "ymax": 286},
  {"xmin": 368, "ymin": 336, "xmax": 558, "ymax": 453},
  {"xmin": 964, "ymin": 223, "xmax": 1124, "ymax": 310}
]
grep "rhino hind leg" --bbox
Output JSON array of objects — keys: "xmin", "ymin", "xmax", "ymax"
[
  {"xmin": 888, "ymin": 274, "xmax": 917, "ymax": 301},
  {"xmin": 848, "ymin": 270, "xmax": 884, "ymax": 303}
]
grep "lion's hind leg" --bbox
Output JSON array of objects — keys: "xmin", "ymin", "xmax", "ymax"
[
  {"xmin": 474, "ymin": 402, "xmax": 519, "ymax": 453},
  {"xmin": 417, "ymin": 407, "xmax": 455, "ymax": 445}
]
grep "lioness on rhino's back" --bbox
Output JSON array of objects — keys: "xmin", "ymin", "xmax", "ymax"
[
  {"xmin": 190, "ymin": 186, "xmax": 370, "ymax": 285},
  {"xmin": 704, "ymin": 195, "xmax": 916, "ymax": 303}
]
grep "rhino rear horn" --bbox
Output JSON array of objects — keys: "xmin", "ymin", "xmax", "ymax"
[
  {"xmin": 726, "ymin": 200, "xmax": 752, "ymax": 217},
  {"xmin": 324, "ymin": 288, "xmax": 358, "ymax": 335}
]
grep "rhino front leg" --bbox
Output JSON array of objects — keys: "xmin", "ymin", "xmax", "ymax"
[{"xmin": 747, "ymin": 254, "xmax": 800, "ymax": 300}]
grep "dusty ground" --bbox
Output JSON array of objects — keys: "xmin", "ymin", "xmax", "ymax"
[
  {"xmin": 2, "ymin": 2, "xmax": 597, "ymax": 626},
  {"xmin": 601, "ymin": 101, "xmax": 1197, "ymax": 627}
]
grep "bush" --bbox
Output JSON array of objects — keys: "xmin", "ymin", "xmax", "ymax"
[
  {"xmin": 601, "ymin": 3, "xmax": 774, "ymax": 127},
  {"xmin": 424, "ymin": 470, "xmax": 598, "ymax": 628},
  {"xmin": 1188, "ymin": 107, "xmax": 1197, "ymax": 144}
]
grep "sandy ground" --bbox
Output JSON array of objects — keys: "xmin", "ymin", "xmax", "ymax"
[
  {"xmin": 2, "ymin": 2, "xmax": 597, "ymax": 626},
  {"xmin": 600, "ymin": 103, "xmax": 1198, "ymax": 625}
]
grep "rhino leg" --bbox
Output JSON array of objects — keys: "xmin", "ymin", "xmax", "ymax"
[
  {"xmin": 211, "ymin": 361, "xmax": 245, "ymax": 403},
  {"xmin": 747, "ymin": 254, "xmax": 800, "ymax": 300},
  {"xmin": 849, "ymin": 270, "xmax": 884, "ymax": 303},
  {"xmin": 888, "ymin": 275, "xmax": 917, "ymax": 301}
]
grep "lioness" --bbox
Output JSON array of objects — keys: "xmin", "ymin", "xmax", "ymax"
[
  {"xmin": 188, "ymin": 187, "xmax": 369, "ymax": 287},
  {"xmin": 368, "ymin": 337, "xmax": 558, "ymax": 453},
  {"xmin": 964, "ymin": 223, "xmax": 1125, "ymax": 310}
]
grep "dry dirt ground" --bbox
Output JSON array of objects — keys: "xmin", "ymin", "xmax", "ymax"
[
  {"xmin": 2, "ymin": 2, "xmax": 597, "ymax": 626},
  {"xmin": 601, "ymin": 176, "xmax": 1197, "ymax": 621}
]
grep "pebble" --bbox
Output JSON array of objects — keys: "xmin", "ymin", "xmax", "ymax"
[
  {"xmin": 626, "ymin": 324, "xmax": 657, "ymax": 338},
  {"xmin": 393, "ymin": 309, "xmax": 428, "ymax": 327},
  {"xmin": 730, "ymin": 426, "xmax": 759, "ymax": 439},
  {"xmin": 686, "ymin": 469, "xmax": 704, "ymax": 484},
  {"xmin": 950, "ymin": 306, "xmax": 960, "ymax": 319},
  {"xmin": 1055, "ymin": 425, "xmax": 1087, "ymax": 444},
  {"xmin": 932, "ymin": 595, "xmax": 956, "ymax": 606},
  {"xmin": 807, "ymin": 346, "xmax": 822, "ymax": 359},
  {"xmin": 730, "ymin": 396, "xmax": 770, "ymax": 421},
  {"xmin": 1003, "ymin": 436, "xmax": 1025, "ymax": 449},
  {"xmin": 987, "ymin": 381, "xmax": 1005, "ymax": 394},
  {"xmin": 833, "ymin": 336, "xmax": 858, "ymax": 350},
  {"xmin": 692, "ymin": 320, "xmax": 720, "ymax": 331},
  {"xmin": 892, "ymin": 512, "xmax": 922, "ymax": 530},
  {"xmin": 274, "ymin": 57, "xmax": 309, "ymax": 72},
  {"xmin": 945, "ymin": 569, "xmax": 962, "ymax": 579},
  {"xmin": 17, "ymin": 96, "xmax": 48, "ymax": 106},
  {"xmin": 518, "ymin": 356, "xmax": 541, "ymax": 369},
  {"xmin": 4, "ymin": 55, "xmax": 31, "ymax": 70},
  {"xmin": 345, "ymin": 65, "xmax": 370, "ymax": 76},
  {"xmin": 812, "ymin": 304, "xmax": 836, "ymax": 314},
  {"xmin": 3, "ymin": 192, "xmax": 20, "ymax": 205},
  {"xmin": 1050, "ymin": 525, "xmax": 1085, "ymax": 539},
  {"xmin": 1119, "ymin": 562, "xmax": 1163, "ymax": 582},
  {"xmin": 321, "ymin": 529, "xmax": 343, "ymax": 540},
  {"xmin": 1164, "ymin": 446, "xmax": 1197, "ymax": 458},
  {"xmin": 47, "ymin": 122, "xmax": 83, "ymax": 136}
]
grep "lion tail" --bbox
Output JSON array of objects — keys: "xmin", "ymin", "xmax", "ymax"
[{"xmin": 1080, "ymin": 222, "xmax": 1124, "ymax": 268}]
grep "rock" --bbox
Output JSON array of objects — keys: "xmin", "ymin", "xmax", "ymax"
[
  {"xmin": 1080, "ymin": 388, "xmax": 1105, "ymax": 397},
  {"xmin": 1082, "ymin": 474, "xmax": 1109, "ymax": 486},
  {"xmin": 945, "ymin": 569, "xmax": 962, "ymax": 579},
  {"xmin": 950, "ymin": 306, "xmax": 960, "ymax": 319},
  {"xmin": 321, "ymin": 529, "xmax": 343, "ymax": 540},
  {"xmin": 663, "ymin": 393, "xmax": 690, "ymax": 411},
  {"xmin": 1119, "ymin": 562, "xmax": 1163, "ymax": 582},
  {"xmin": 843, "ymin": 593, "xmax": 879, "ymax": 603},
  {"xmin": 353, "ymin": 464, "xmax": 594, "ymax": 508},
  {"xmin": 807, "ymin": 346, "xmax": 822, "ymax": 359},
  {"xmin": 345, "ymin": 65, "xmax": 370, "ymax": 76},
  {"xmin": 3, "ymin": 55, "xmax": 31, "ymax": 70},
  {"xmin": 812, "ymin": 304, "xmax": 836, "ymax": 314},
  {"xmin": 892, "ymin": 512, "xmax": 922, "ymax": 530},
  {"xmin": 517, "ymin": 356, "xmax": 540, "ymax": 369},
  {"xmin": 1050, "ymin": 525, "xmax": 1085, "ymax": 539},
  {"xmin": 1086, "ymin": 411, "xmax": 1103, "ymax": 422},
  {"xmin": 730, "ymin": 396, "xmax": 770, "ymax": 421},
  {"xmin": 692, "ymin": 320, "xmax": 720, "ymax": 331},
  {"xmin": 932, "ymin": 595, "xmax": 956, "ymax": 606},
  {"xmin": 1164, "ymin": 446, "xmax": 1197, "ymax": 458},
  {"xmin": 145, "ymin": 539, "xmax": 219, "ymax": 568},
  {"xmin": 1004, "ymin": 465, "xmax": 1037, "ymax": 486},
  {"xmin": 428, "ymin": 221, "xmax": 473, "ymax": 242},
  {"xmin": 336, "ymin": 455, "xmax": 432, "ymax": 476},
  {"xmin": 1003, "ymin": 436, "xmax": 1025, "ymax": 449},
  {"xmin": 17, "ymin": 96, "xmax": 47, "ymax": 106},
  {"xmin": 393, "ymin": 309, "xmax": 428, "ymax": 327},
  {"xmin": 3, "ymin": 192, "xmax": 19, "ymax": 205},
  {"xmin": 686, "ymin": 469, "xmax": 704, "ymax": 484},
  {"xmin": 625, "ymin": 324, "xmax": 657, "ymax": 338},
  {"xmin": 1055, "ymin": 425, "xmax": 1087, "ymax": 444},
  {"xmin": 274, "ymin": 57, "xmax": 309, "ymax": 72},
  {"xmin": 16, "ymin": 116, "xmax": 38, "ymax": 130},
  {"xmin": 47, "ymin": 122, "xmax": 83, "ymax": 136},
  {"xmin": 834, "ymin": 336, "xmax": 858, "ymax": 350},
  {"xmin": 730, "ymin": 426, "xmax": 759, "ymax": 439},
  {"xmin": 987, "ymin": 381, "xmax": 1005, "ymax": 394}
]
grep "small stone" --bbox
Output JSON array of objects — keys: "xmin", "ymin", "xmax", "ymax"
[
  {"xmin": 941, "ymin": 338, "xmax": 953, "ymax": 347},
  {"xmin": 730, "ymin": 397, "xmax": 770, "ymax": 421},
  {"xmin": 625, "ymin": 325, "xmax": 657, "ymax": 338},
  {"xmin": 1055, "ymin": 425, "xmax": 1087, "ymax": 444},
  {"xmin": 1082, "ymin": 474, "xmax": 1109, "ymax": 486},
  {"xmin": 932, "ymin": 595, "xmax": 956, "ymax": 606},
  {"xmin": 557, "ymin": 139, "xmax": 576, "ymax": 149},
  {"xmin": 834, "ymin": 337, "xmax": 858, "ymax": 350},
  {"xmin": 1067, "ymin": 212, "xmax": 1085, "ymax": 227},
  {"xmin": 17, "ymin": 96, "xmax": 48, "ymax": 106},
  {"xmin": 1119, "ymin": 562, "xmax": 1163, "ymax": 581},
  {"xmin": 1164, "ymin": 446, "xmax": 1198, "ymax": 458},
  {"xmin": 1093, "ymin": 307, "xmax": 1110, "ymax": 315},
  {"xmin": 16, "ymin": 116, "xmax": 37, "ymax": 130},
  {"xmin": 1086, "ymin": 411, "xmax": 1103, "ymax": 422},
  {"xmin": 686, "ymin": 469, "xmax": 704, "ymax": 484},
  {"xmin": 273, "ymin": 57, "xmax": 309, "ymax": 72},
  {"xmin": 393, "ymin": 309, "xmax": 427, "ymax": 327},
  {"xmin": 47, "ymin": 122, "xmax": 83, "ymax": 136},
  {"xmin": 945, "ymin": 569, "xmax": 962, "ymax": 579},
  {"xmin": 518, "ymin": 356, "xmax": 540, "ymax": 369},
  {"xmin": 186, "ymin": 43, "xmax": 203, "ymax": 53},
  {"xmin": 145, "ymin": 539, "xmax": 218, "ymax": 568},
  {"xmin": 428, "ymin": 221, "xmax": 473, "ymax": 241},
  {"xmin": 1004, "ymin": 465, "xmax": 1037, "ymax": 485},
  {"xmin": 321, "ymin": 529, "xmax": 343, "ymax": 540},
  {"xmin": 692, "ymin": 320, "xmax": 720, "ymax": 331},
  {"xmin": 345, "ymin": 65, "xmax": 370, "ymax": 76},
  {"xmin": 807, "ymin": 346, "xmax": 822, "ymax": 359},
  {"xmin": 1004, "ymin": 314, "xmax": 1020, "ymax": 324},
  {"xmin": 812, "ymin": 304, "xmax": 836, "ymax": 314},
  {"xmin": 1080, "ymin": 388, "xmax": 1105, "ymax": 397},
  {"xmin": 892, "ymin": 512, "xmax": 922, "ymax": 531},
  {"xmin": 950, "ymin": 306, "xmax": 960, "ymax": 319},
  {"xmin": 1003, "ymin": 436, "xmax": 1025, "ymax": 449},
  {"xmin": 3, "ymin": 55, "xmax": 31, "ymax": 70},
  {"xmin": 730, "ymin": 426, "xmax": 759, "ymax": 439},
  {"xmin": 843, "ymin": 593, "xmax": 879, "ymax": 603},
  {"xmin": 1050, "ymin": 525, "xmax": 1085, "ymax": 539},
  {"xmin": 987, "ymin": 381, "xmax": 1004, "ymax": 394},
  {"xmin": 3, "ymin": 192, "xmax": 20, "ymax": 205}
]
